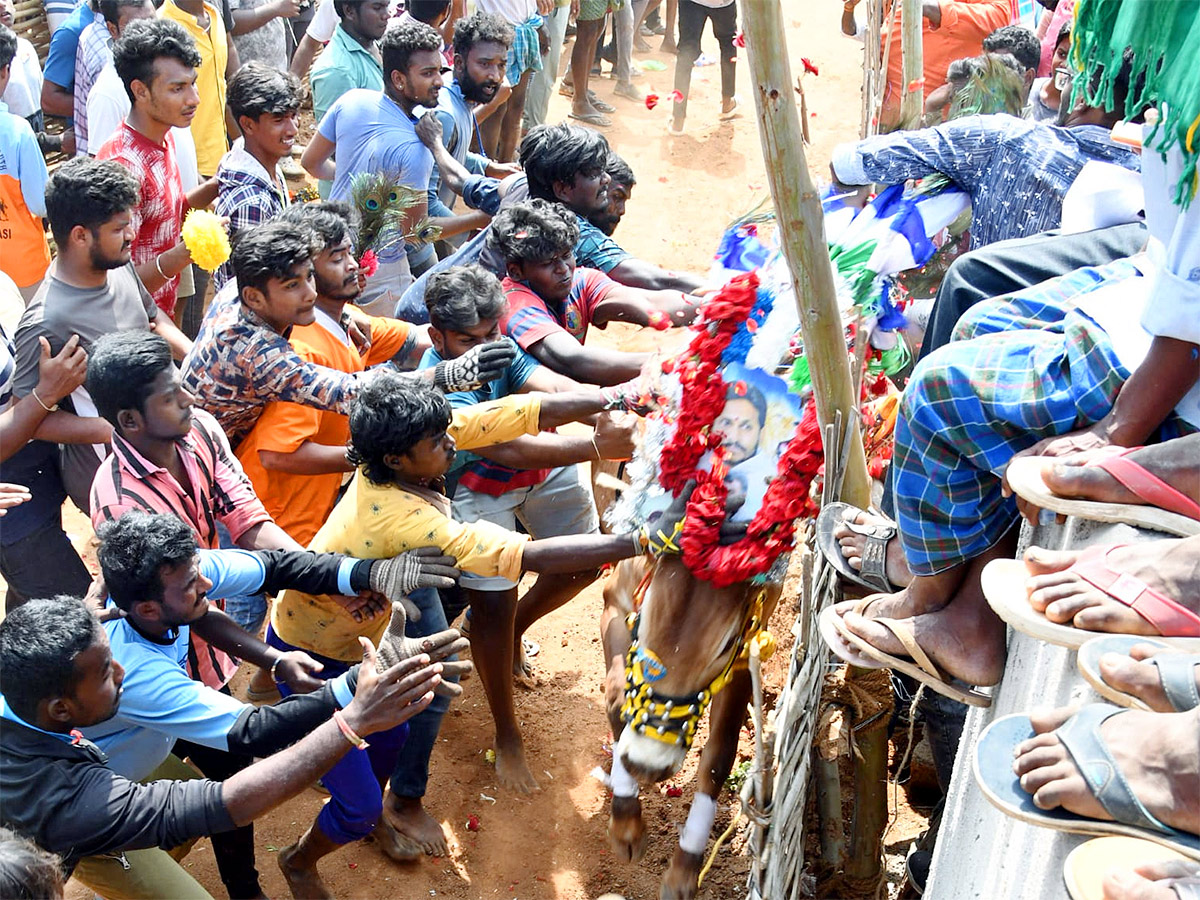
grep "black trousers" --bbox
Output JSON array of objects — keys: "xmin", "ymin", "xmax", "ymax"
[
  {"xmin": 174, "ymin": 730, "xmax": 260, "ymax": 899},
  {"xmin": 672, "ymin": 0, "xmax": 737, "ymax": 119},
  {"xmin": 0, "ymin": 518, "xmax": 92, "ymax": 611}
]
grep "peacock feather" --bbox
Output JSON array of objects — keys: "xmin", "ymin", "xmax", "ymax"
[{"xmin": 349, "ymin": 171, "xmax": 443, "ymax": 258}]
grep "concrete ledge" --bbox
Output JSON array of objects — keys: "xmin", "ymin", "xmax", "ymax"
[{"xmin": 925, "ymin": 517, "xmax": 1167, "ymax": 900}]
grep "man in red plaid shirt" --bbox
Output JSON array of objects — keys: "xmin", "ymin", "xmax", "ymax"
[{"xmin": 97, "ymin": 19, "xmax": 219, "ymax": 317}]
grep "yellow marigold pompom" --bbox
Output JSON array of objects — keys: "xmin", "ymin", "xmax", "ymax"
[{"xmin": 180, "ymin": 209, "xmax": 231, "ymax": 272}]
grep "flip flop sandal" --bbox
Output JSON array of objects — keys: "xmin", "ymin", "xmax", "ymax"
[
  {"xmin": 818, "ymin": 599, "xmax": 887, "ymax": 670},
  {"xmin": 1077, "ymin": 635, "xmax": 1200, "ymax": 712},
  {"xmin": 973, "ymin": 707, "xmax": 1200, "ymax": 860},
  {"xmin": 1005, "ymin": 451, "xmax": 1200, "ymax": 537},
  {"xmin": 1063, "ymin": 836, "xmax": 1199, "ymax": 900},
  {"xmin": 589, "ymin": 93, "xmax": 617, "ymax": 113},
  {"xmin": 982, "ymin": 553, "xmax": 1200, "ymax": 650},
  {"xmin": 815, "ymin": 501, "xmax": 899, "ymax": 593},
  {"xmin": 569, "ymin": 111, "xmax": 613, "ymax": 127},
  {"xmin": 825, "ymin": 598, "xmax": 992, "ymax": 706}
]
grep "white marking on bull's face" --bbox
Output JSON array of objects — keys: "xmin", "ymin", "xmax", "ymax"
[{"xmin": 616, "ymin": 725, "xmax": 688, "ymax": 784}]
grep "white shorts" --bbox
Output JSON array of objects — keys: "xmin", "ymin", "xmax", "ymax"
[{"xmin": 452, "ymin": 463, "xmax": 600, "ymax": 590}]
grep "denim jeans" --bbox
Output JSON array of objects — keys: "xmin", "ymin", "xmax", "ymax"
[
  {"xmin": 389, "ymin": 587, "xmax": 461, "ymax": 799},
  {"xmin": 214, "ymin": 521, "xmax": 268, "ymax": 634}
]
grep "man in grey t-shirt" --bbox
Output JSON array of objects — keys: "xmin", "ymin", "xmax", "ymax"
[{"xmin": 11, "ymin": 158, "xmax": 191, "ymax": 512}]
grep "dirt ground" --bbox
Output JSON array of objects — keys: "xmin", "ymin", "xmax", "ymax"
[{"xmin": 41, "ymin": 2, "xmax": 938, "ymax": 898}]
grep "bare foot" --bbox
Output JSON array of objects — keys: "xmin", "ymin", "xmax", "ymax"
[
  {"xmin": 608, "ymin": 794, "xmax": 647, "ymax": 863},
  {"xmin": 382, "ymin": 794, "xmax": 449, "ymax": 857},
  {"xmin": 834, "ymin": 509, "xmax": 914, "ymax": 588},
  {"xmin": 660, "ymin": 38, "xmax": 677, "ymax": 53},
  {"xmin": 371, "ymin": 816, "xmax": 422, "ymax": 863},
  {"xmin": 841, "ymin": 595, "xmax": 1008, "ymax": 687},
  {"xmin": 659, "ymin": 846, "xmax": 704, "ymax": 900},
  {"xmin": 1013, "ymin": 706, "xmax": 1200, "ymax": 835},
  {"xmin": 1023, "ymin": 538, "xmax": 1200, "ymax": 635},
  {"xmin": 1042, "ymin": 436, "xmax": 1200, "ymax": 511},
  {"xmin": 1102, "ymin": 858, "xmax": 1200, "ymax": 900},
  {"xmin": 494, "ymin": 742, "xmax": 540, "ymax": 793},
  {"xmin": 1099, "ymin": 644, "xmax": 1200, "ymax": 713},
  {"xmin": 277, "ymin": 843, "xmax": 332, "ymax": 900}
]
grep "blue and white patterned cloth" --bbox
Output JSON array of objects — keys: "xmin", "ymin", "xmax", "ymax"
[{"xmin": 831, "ymin": 114, "xmax": 1141, "ymax": 250}]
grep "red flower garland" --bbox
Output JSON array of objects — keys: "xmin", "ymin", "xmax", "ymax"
[{"xmin": 655, "ymin": 272, "xmax": 825, "ymax": 587}]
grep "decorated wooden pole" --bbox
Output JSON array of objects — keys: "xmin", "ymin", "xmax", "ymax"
[
  {"xmin": 743, "ymin": 2, "xmax": 886, "ymax": 890},
  {"xmin": 899, "ymin": 0, "xmax": 925, "ymax": 129},
  {"xmin": 742, "ymin": 6, "xmax": 872, "ymax": 512}
]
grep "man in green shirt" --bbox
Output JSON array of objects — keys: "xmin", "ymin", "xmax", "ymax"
[{"xmin": 311, "ymin": 0, "xmax": 389, "ymax": 123}]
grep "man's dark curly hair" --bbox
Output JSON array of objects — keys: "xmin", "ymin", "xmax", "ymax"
[
  {"xmin": 97, "ymin": 511, "xmax": 198, "ymax": 612},
  {"xmin": 113, "ymin": 18, "xmax": 202, "ymax": 103},
  {"xmin": 277, "ymin": 201, "xmax": 357, "ymax": 253},
  {"xmin": 228, "ymin": 60, "xmax": 302, "ymax": 124},
  {"xmin": 348, "ymin": 373, "xmax": 453, "ymax": 484},
  {"xmin": 231, "ymin": 220, "xmax": 319, "ymax": 296},
  {"xmin": 519, "ymin": 123, "xmax": 610, "ymax": 201},
  {"xmin": 452, "ymin": 10, "xmax": 513, "ymax": 59},
  {"xmin": 0, "ymin": 25, "xmax": 16, "ymax": 71},
  {"xmin": 487, "ymin": 199, "xmax": 579, "ymax": 265},
  {"xmin": 382, "ymin": 18, "xmax": 444, "ymax": 83},
  {"xmin": 982, "ymin": 24, "xmax": 1041, "ymax": 74},
  {"xmin": 44, "ymin": 156, "xmax": 139, "ymax": 246}
]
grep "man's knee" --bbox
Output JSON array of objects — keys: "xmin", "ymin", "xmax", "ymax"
[{"xmin": 322, "ymin": 791, "xmax": 384, "ymax": 843}]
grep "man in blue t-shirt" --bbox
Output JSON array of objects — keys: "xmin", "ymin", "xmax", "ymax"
[
  {"xmin": 40, "ymin": 0, "xmax": 101, "ymax": 147},
  {"xmin": 418, "ymin": 263, "xmax": 635, "ymax": 794},
  {"xmin": 300, "ymin": 18, "xmax": 443, "ymax": 317},
  {"xmin": 83, "ymin": 511, "xmax": 465, "ymax": 899}
]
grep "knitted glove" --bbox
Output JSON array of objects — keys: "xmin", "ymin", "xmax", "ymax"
[
  {"xmin": 433, "ymin": 337, "xmax": 517, "ymax": 392},
  {"xmin": 369, "ymin": 548, "xmax": 460, "ymax": 621},
  {"xmin": 375, "ymin": 602, "xmax": 474, "ymax": 697}
]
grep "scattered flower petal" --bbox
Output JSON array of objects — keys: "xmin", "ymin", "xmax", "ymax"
[
  {"xmin": 801, "ymin": 57, "xmax": 819, "ymax": 77},
  {"xmin": 645, "ymin": 92, "xmax": 660, "ymax": 110}
]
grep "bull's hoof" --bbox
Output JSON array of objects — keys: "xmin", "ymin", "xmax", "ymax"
[
  {"xmin": 659, "ymin": 846, "xmax": 704, "ymax": 900},
  {"xmin": 608, "ymin": 794, "xmax": 647, "ymax": 863}
]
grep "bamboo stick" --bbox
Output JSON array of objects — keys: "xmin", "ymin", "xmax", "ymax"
[
  {"xmin": 898, "ymin": 0, "xmax": 925, "ymax": 129},
  {"xmin": 742, "ymin": 7, "xmax": 871, "ymax": 513}
]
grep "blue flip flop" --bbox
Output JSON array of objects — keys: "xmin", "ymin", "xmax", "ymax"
[
  {"xmin": 1077, "ymin": 636, "xmax": 1200, "ymax": 712},
  {"xmin": 974, "ymin": 707, "xmax": 1200, "ymax": 861}
]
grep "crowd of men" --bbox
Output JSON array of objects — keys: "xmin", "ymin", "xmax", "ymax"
[{"xmin": 0, "ymin": 0, "xmax": 1198, "ymax": 898}]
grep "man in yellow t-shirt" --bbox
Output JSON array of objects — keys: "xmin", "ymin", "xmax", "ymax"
[
  {"xmin": 268, "ymin": 373, "xmax": 663, "ymax": 883},
  {"xmin": 236, "ymin": 203, "xmax": 425, "ymax": 545},
  {"xmin": 158, "ymin": 0, "xmax": 237, "ymax": 177}
]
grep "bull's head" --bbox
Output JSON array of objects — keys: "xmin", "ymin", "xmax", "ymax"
[{"xmin": 615, "ymin": 555, "xmax": 765, "ymax": 784}]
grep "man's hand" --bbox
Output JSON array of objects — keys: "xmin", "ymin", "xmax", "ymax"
[
  {"xmin": 1001, "ymin": 423, "xmax": 1117, "ymax": 524},
  {"xmin": 272, "ymin": 650, "xmax": 325, "ymax": 693},
  {"xmin": 921, "ymin": 0, "xmax": 941, "ymax": 27},
  {"xmin": 600, "ymin": 375, "xmax": 660, "ymax": 415},
  {"xmin": 343, "ymin": 305, "xmax": 373, "ymax": 353},
  {"xmin": 0, "ymin": 484, "xmax": 31, "ymax": 517},
  {"xmin": 415, "ymin": 111, "xmax": 444, "ymax": 150},
  {"xmin": 536, "ymin": 0, "xmax": 554, "ymax": 14},
  {"xmin": 537, "ymin": 23, "xmax": 550, "ymax": 56},
  {"xmin": 340, "ymin": 639, "xmax": 441, "ymax": 737},
  {"xmin": 36, "ymin": 335, "xmax": 88, "ymax": 406},
  {"xmin": 593, "ymin": 412, "xmax": 637, "ymax": 461},
  {"xmin": 375, "ymin": 602, "xmax": 472, "ymax": 697},
  {"xmin": 271, "ymin": 0, "xmax": 302, "ymax": 17},
  {"xmin": 485, "ymin": 160, "xmax": 522, "ymax": 179},
  {"xmin": 331, "ymin": 590, "xmax": 390, "ymax": 623},
  {"xmin": 434, "ymin": 337, "xmax": 518, "ymax": 392},
  {"xmin": 368, "ymin": 547, "xmax": 461, "ymax": 620}
]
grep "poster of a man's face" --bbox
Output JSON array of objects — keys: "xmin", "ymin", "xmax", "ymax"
[{"xmin": 710, "ymin": 363, "xmax": 805, "ymax": 522}]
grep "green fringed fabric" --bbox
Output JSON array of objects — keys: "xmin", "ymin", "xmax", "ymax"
[{"xmin": 1072, "ymin": 0, "xmax": 1200, "ymax": 206}]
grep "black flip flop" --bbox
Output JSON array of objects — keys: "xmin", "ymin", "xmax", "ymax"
[{"xmin": 815, "ymin": 501, "xmax": 899, "ymax": 593}]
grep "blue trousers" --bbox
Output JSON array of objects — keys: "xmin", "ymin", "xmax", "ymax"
[{"xmin": 266, "ymin": 627, "xmax": 409, "ymax": 844}]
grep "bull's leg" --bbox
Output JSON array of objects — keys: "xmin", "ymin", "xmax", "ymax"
[
  {"xmin": 659, "ymin": 669, "xmax": 753, "ymax": 900},
  {"xmin": 601, "ymin": 565, "xmax": 646, "ymax": 862}
]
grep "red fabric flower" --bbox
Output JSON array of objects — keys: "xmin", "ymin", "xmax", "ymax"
[
  {"xmin": 358, "ymin": 249, "xmax": 379, "ymax": 278},
  {"xmin": 801, "ymin": 57, "xmax": 819, "ymax": 77},
  {"xmin": 645, "ymin": 92, "xmax": 660, "ymax": 110},
  {"xmin": 669, "ymin": 89, "xmax": 684, "ymax": 103},
  {"xmin": 733, "ymin": 32, "xmax": 746, "ymax": 48}
]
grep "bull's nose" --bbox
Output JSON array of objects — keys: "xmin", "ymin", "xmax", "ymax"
[{"xmin": 618, "ymin": 731, "xmax": 688, "ymax": 784}]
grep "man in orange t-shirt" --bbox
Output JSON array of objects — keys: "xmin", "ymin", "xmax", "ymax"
[
  {"xmin": 844, "ymin": 0, "xmax": 1015, "ymax": 131},
  {"xmin": 0, "ymin": 26, "xmax": 51, "ymax": 301},
  {"xmin": 236, "ymin": 203, "xmax": 424, "ymax": 544}
]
